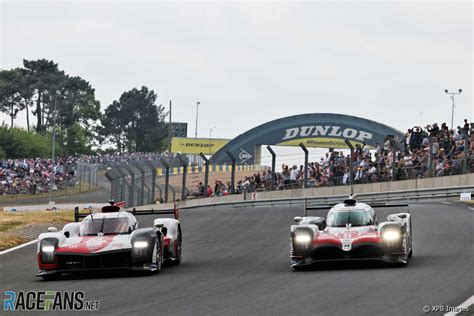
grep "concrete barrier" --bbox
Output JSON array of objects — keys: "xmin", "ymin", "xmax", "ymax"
[{"xmin": 139, "ymin": 173, "xmax": 474, "ymax": 210}]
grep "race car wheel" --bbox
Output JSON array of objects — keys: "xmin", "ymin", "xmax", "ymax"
[
  {"xmin": 155, "ymin": 240, "xmax": 163, "ymax": 273},
  {"xmin": 291, "ymin": 265, "xmax": 307, "ymax": 272},
  {"xmin": 408, "ymin": 248, "xmax": 413, "ymax": 258},
  {"xmin": 173, "ymin": 229, "xmax": 182, "ymax": 265}
]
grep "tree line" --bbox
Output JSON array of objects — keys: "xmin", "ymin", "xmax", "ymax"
[{"xmin": 0, "ymin": 59, "xmax": 168, "ymax": 157}]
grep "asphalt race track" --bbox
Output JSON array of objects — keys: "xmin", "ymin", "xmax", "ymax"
[{"xmin": 2, "ymin": 202, "xmax": 473, "ymax": 315}]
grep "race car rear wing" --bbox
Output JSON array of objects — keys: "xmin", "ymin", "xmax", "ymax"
[{"xmin": 74, "ymin": 202, "xmax": 180, "ymax": 222}]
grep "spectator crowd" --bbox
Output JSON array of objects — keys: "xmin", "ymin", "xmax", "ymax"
[
  {"xmin": 79, "ymin": 152, "xmax": 184, "ymax": 169},
  {"xmin": 0, "ymin": 157, "xmax": 78, "ymax": 195}
]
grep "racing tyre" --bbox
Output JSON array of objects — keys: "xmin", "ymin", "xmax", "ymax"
[
  {"xmin": 155, "ymin": 240, "xmax": 163, "ymax": 273},
  {"xmin": 173, "ymin": 229, "xmax": 182, "ymax": 265},
  {"xmin": 291, "ymin": 265, "xmax": 306, "ymax": 272},
  {"xmin": 395, "ymin": 261, "xmax": 408, "ymax": 268}
]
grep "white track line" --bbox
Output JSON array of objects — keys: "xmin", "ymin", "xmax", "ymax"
[
  {"xmin": 0, "ymin": 239, "xmax": 37, "ymax": 255},
  {"xmin": 444, "ymin": 295, "xmax": 474, "ymax": 316}
]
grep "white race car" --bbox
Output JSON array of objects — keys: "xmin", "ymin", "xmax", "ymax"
[{"xmin": 37, "ymin": 202, "xmax": 182, "ymax": 280}]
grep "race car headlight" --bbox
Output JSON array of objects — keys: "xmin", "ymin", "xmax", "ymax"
[
  {"xmin": 382, "ymin": 230, "xmax": 401, "ymax": 241},
  {"xmin": 133, "ymin": 241, "xmax": 148, "ymax": 248},
  {"xmin": 41, "ymin": 245, "xmax": 55, "ymax": 252},
  {"xmin": 39, "ymin": 238, "xmax": 58, "ymax": 263},
  {"xmin": 295, "ymin": 234, "xmax": 312, "ymax": 244}
]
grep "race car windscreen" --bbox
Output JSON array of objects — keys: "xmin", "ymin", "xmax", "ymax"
[
  {"xmin": 80, "ymin": 218, "xmax": 130, "ymax": 236},
  {"xmin": 326, "ymin": 210, "xmax": 373, "ymax": 227}
]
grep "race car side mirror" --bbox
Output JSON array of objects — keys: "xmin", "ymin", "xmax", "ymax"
[
  {"xmin": 48, "ymin": 227, "xmax": 58, "ymax": 232},
  {"xmin": 294, "ymin": 216, "xmax": 303, "ymax": 224}
]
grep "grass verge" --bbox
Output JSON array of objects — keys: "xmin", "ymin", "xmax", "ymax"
[
  {"xmin": 0, "ymin": 210, "xmax": 74, "ymax": 250},
  {"xmin": 0, "ymin": 235, "xmax": 28, "ymax": 250}
]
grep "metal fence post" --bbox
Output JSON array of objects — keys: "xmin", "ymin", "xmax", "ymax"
[
  {"xmin": 299, "ymin": 143, "xmax": 309, "ymax": 188},
  {"xmin": 145, "ymin": 161, "xmax": 157, "ymax": 204},
  {"xmin": 79, "ymin": 164, "xmax": 82, "ymax": 193},
  {"xmin": 344, "ymin": 139, "xmax": 354, "ymax": 186},
  {"xmin": 105, "ymin": 169, "xmax": 121, "ymax": 201},
  {"xmin": 177, "ymin": 156, "xmax": 188, "ymax": 201},
  {"xmin": 225, "ymin": 151, "xmax": 236, "ymax": 194},
  {"xmin": 169, "ymin": 185, "xmax": 176, "ymax": 202},
  {"xmin": 88, "ymin": 166, "xmax": 92, "ymax": 191},
  {"xmin": 199, "ymin": 153, "xmax": 209, "ymax": 197},
  {"xmin": 159, "ymin": 158, "xmax": 170, "ymax": 203},
  {"xmin": 388, "ymin": 138, "xmax": 397, "ymax": 181},
  {"xmin": 266, "ymin": 145, "xmax": 276, "ymax": 191},
  {"xmin": 114, "ymin": 167, "xmax": 128, "ymax": 204},
  {"xmin": 463, "ymin": 133, "xmax": 469, "ymax": 174},
  {"xmin": 124, "ymin": 165, "xmax": 137, "ymax": 207},
  {"xmin": 134, "ymin": 163, "xmax": 146, "ymax": 206}
]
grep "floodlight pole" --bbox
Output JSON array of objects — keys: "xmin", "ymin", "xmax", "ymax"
[
  {"xmin": 178, "ymin": 155, "xmax": 188, "ymax": 201},
  {"xmin": 195, "ymin": 101, "xmax": 200, "ymax": 138},
  {"xmin": 199, "ymin": 153, "xmax": 209, "ymax": 197},
  {"xmin": 445, "ymin": 89, "xmax": 462, "ymax": 129},
  {"xmin": 168, "ymin": 100, "xmax": 172, "ymax": 153}
]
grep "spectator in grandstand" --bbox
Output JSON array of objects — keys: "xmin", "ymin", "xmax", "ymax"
[
  {"xmin": 192, "ymin": 182, "xmax": 205, "ymax": 197},
  {"xmin": 207, "ymin": 185, "xmax": 213, "ymax": 197},
  {"xmin": 290, "ymin": 165, "xmax": 298, "ymax": 185},
  {"xmin": 214, "ymin": 180, "xmax": 228, "ymax": 197},
  {"xmin": 281, "ymin": 164, "xmax": 290, "ymax": 187},
  {"xmin": 214, "ymin": 180, "xmax": 222, "ymax": 196}
]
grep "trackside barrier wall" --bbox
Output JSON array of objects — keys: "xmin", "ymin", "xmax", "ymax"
[{"xmin": 132, "ymin": 173, "xmax": 474, "ymax": 211}]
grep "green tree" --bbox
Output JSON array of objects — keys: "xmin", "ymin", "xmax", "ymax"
[
  {"xmin": 100, "ymin": 100, "xmax": 128, "ymax": 153},
  {"xmin": 101, "ymin": 86, "xmax": 167, "ymax": 152},
  {"xmin": 0, "ymin": 68, "xmax": 25, "ymax": 127},
  {"xmin": 46, "ymin": 74, "xmax": 101, "ymax": 154},
  {"xmin": 22, "ymin": 59, "xmax": 63, "ymax": 132},
  {"xmin": 0, "ymin": 123, "xmax": 61, "ymax": 158},
  {"xmin": 0, "ymin": 59, "xmax": 101, "ymax": 155}
]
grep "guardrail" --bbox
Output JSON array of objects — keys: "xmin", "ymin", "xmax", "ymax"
[{"xmin": 168, "ymin": 185, "xmax": 474, "ymax": 210}]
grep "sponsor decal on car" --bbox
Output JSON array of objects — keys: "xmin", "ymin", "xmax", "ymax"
[{"xmin": 341, "ymin": 237, "xmax": 352, "ymax": 251}]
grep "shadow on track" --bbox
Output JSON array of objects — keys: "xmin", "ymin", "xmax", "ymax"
[
  {"xmin": 291, "ymin": 260, "xmax": 404, "ymax": 272},
  {"xmin": 36, "ymin": 261, "xmax": 183, "ymax": 282}
]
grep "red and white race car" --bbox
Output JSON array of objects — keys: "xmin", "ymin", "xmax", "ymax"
[
  {"xmin": 290, "ymin": 197, "xmax": 412, "ymax": 269},
  {"xmin": 37, "ymin": 202, "xmax": 182, "ymax": 279}
]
